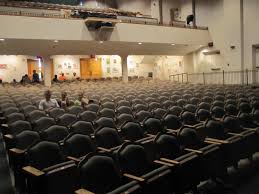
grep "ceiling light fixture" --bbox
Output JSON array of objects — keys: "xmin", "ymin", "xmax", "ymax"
[
  {"xmin": 54, "ymin": 40, "xmax": 59, "ymax": 43},
  {"xmin": 138, "ymin": 42, "xmax": 142, "ymax": 45},
  {"xmin": 0, "ymin": 39, "xmax": 5, "ymax": 41},
  {"xmin": 99, "ymin": 41, "xmax": 104, "ymax": 44},
  {"xmin": 171, "ymin": 43, "xmax": 175, "ymax": 46}
]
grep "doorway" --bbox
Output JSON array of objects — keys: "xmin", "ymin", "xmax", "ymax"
[
  {"xmin": 27, "ymin": 59, "xmax": 54, "ymax": 81},
  {"xmin": 80, "ymin": 58, "xmax": 102, "ymax": 79}
]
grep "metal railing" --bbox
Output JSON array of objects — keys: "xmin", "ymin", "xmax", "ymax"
[{"xmin": 169, "ymin": 69, "xmax": 259, "ymax": 85}]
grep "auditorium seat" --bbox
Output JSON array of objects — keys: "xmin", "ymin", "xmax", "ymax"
[
  {"xmin": 57, "ymin": 113, "xmax": 77, "ymax": 127},
  {"xmin": 49, "ymin": 107, "xmax": 65, "ymax": 119},
  {"xmin": 22, "ymin": 141, "xmax": 77, "ymax": 194},
  {"xmin": 33, "ymin": 117, "xmax": 56, "ymax": 132}
]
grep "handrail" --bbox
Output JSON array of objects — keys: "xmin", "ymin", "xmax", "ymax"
[{"xmin": 169, "ymin": 69, "xmax": 259, "ymax": 85}]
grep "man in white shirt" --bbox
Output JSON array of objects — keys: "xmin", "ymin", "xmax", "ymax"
[{"xmin": 39, "ymin": 90, "xmax": 60, "ymax": 111}]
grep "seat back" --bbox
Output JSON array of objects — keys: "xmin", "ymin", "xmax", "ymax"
[
  {"xmin": 95, "ymin": 127, "xmax": 122, "ymax": 149},
  {"xmin": 121, "ymin": 121, "xmax": 144, "ymax": 141},
  {"xmin": 70, "ymin": 121, "xmax": 94, "ymax": 136}
]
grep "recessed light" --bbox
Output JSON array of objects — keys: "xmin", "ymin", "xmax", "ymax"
[
  {"xmin": 54, "ymin": 40, "xmax": 59, "ymax": 43},
  {"xmin": 171, "ymin": 43, "xmax": 175, "ymax": 46},
  {"xmin": 200, "ymin": 45, "xmax": 203, "ymax": 47},
  {"xmin": 0, "ymin": 39, "xmax": 5, "ymax": 41},
  {"xmin": 138, "ymin": 42, "xmax": 142, "ymax": 45},
  {"xmin": 99, "ymin": 41, "xmax": 104, "ymax": 44}
]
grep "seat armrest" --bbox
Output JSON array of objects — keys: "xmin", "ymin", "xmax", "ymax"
[
  {"xmin": 204, "ymin": 140, "xmax": 221, "ymax": 145},
  {"xmin": 123, "ymin": 173, "xmax": 145, "ymax": 182},
  {"xmin": 153, "ymin": 160, "xmax": 175, "ymax": 167},
  {"xmin": 4, "ymin": 134, "xmax": 13, "ymax": 139},
  {"xmin": 184, "ymin": 148, "xmax": 203, "ymax": 154},
  {"xmin": 205, "ymin": 137, "xmax": 229, "ymax": 144},
  {"xmin": 146, "ymin": 134, "xmax": 155, "ymax": 137},
  {"xmin": 160, "ymin": 158, "xmax": 180, "ymax": 165},
  {"xmin": 9, "ymin": 148, "xmax": 25, "ymax": 155},
  {"xmin": 67, "ymin": 156, "xmax": 81, "ymax": 162},
  {"xmin": 97, "ymin": 147, "xmax": 111, "ymax": 152},
  {"xmin": 228, "ymin": 132, "xmax": 244, "ymax": 137},
  {"xmin": 167, "ymin": 129, "xmax": 179, "ymax": 133},
  {"xmin": 22, "ymin": 166, "xmax": 44, "ymax": 177},
  {"xmin": 1, "ymin": 123, "xmax": 8, "ymax": 128},
  {"xmin": 75, "ymin": 188, "xmax": 95, "ymax": 194}
]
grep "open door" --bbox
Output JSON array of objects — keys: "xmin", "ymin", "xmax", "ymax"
[
  {"xmin": 80, "ymin": 58, "xmax": 102, "ymax": 79},
  {"xmin": 27, "ymin": 59, "xmax": 44, "ymax": 80}
]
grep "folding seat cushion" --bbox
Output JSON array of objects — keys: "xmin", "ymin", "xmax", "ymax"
[
  {"xmin": 2, "ymin": 107, "xmax": 19, "ymax": 117},
  {"xmin": 214, "ymin": 95, "xmax": 225, "ymax": 102},
  {"xmin": 48, "ymin": 108, "xmax": 65, "ymax": 119},
  {"xmin": 131, "ymin": 98, "xmax": 142, "ymax": 106},
  {"xmin": 23, "ymin": 141, "xmax": 77, "ymax": 194},
  {"xmin": 116, "ymin": 106, "xmax": 133, "ymax": 115},
  {"xmin": 8, "ymin": 120, "xmax": 32, "ymax": 135},
  {"xmin": 211, "ymin": 106, "xmax": 225, "ymax": 119},
  {"xmin": 77, "ymin": 153, "xmax": 140, "ymax": 194},
  {"xmin": 116, "ymin": 143, "xmax": 173, "ymax": 194},
  {"xmin": 238, "ymin": 112, "xmax": 259, "ymax": 128},
  {"xmin": 251, "ymin": 101, "xmax": 259, "ymax": 110},
  {"xmin": 190, "ymin": 97, "xmax": 200, "ymax": 105},
  {"xmin": 116, "ymin": 113, "xmax": 134, "ymax": 128},
  {"xmin": 211, "ymin": 101, "xmax": 224, "ymax": 109},
  {"xmin": 176, "ymin": 99, "xmax": 187, "ymax": 107},
  {"xmin": 201, "ymin": 96, "xmax": 213, "ymax": 103},
  {"xmin": 184, "ymin": 104, "xmax": 197, "ymax": 113},
  {"xmin": 117, "ymin": 100, "xmax": 131, "ymax": 107},
  {"xmin": 28, "ymin": 110, "xmax": 46, "ymax": 123},
  {"xmin": 143, "ymin": 117, "xmax": 164, "ymax": 135},
  {"xmin": 162, "ymin": 100, "xmax": 176, "ymax": 109},
  {"xmin": 95, "ymin": 127, "xmax": 122, "ymax": 149},
  {"xmin": 148, "ymin": 102, "xmax": 160, "ymax": 111},
  {"xmin": 70, "ymin": 121, "xmax": 94, "ymax": 136},
  {"xmin": 181, "ymin": 111, "xmax": 199, "ymax": 126},
  {"xmin": 135, "ymin": 110, "xmax": 152, "ymax": 123},
  {"xmin": 98, "ymin": 108, "xmax": 116, "ymax": 118},
  {"xmin": 33, "ymin": 117, "xmax": 55, "ymax": 132},
  {"xmin": 153, "ymin": 108, "xmax": 167, "ymax": 120},
  {"xmin": 198, "ymin": 102, "xmax": 211, "ymax": 111},
  {"xmin": 162, "ymin": 114, "xmax": 182, "ymax": 130},
  {"xmin": 239, "ymin": 102, "xmax": 252, "ymax": 113},
  {"xmin": 6, "ymin": 112, "xmax": 25, "ymax": 124},
  {"xmin": 85, "ymin": 104, "xmax": 100, "ymax": 113},
  {"xmin": 120, "ymin": 121, "xmax": 146, "ymax": 142},
  {"xmin": 154, "ymin": 133, "xmax": 202, "ymax": 193},
  {"xmin": 21, "ymin": 105, "xmax": 37, "ymax": 115},
  {"xmin": 102, "ymin": 102, "xmax": 116, "ymax": 110},
  {"xmin": 168, "ymin": 106, "xmax": 182, "ymax": 116},
  {"xmin": 158, "ymin": 96, "xmax": 169, "ymax": 103},
  {"xmin": 133, "ymin": 104, "xmax": 149, "ymax": 112},
  {"xmin": 67, "ymin": 106, "xmax": 84, "ymax": 115},
  {"xmin": 78, "ymin": 111, "xmax": 97, "ymax": 123},
  {"xmin": 225, "ymin": 99, "xmax": 237, "ymax": 105},
  {"xmin": 94, "ymin": 117, "xmax": 116, "ymax": 130},
  {"xmin": 63, "ymin": 134, "xmax": 96, "ymax": 159},
  {"xmin": 57, "ymin": 113, "xmax": 77, "ymax": 127},
  {"xmin": 43, "ymin": 125, "xmax": 69, "ymax": 143},
  {"xmin": 196, "ymin": 108, "xmax": 211, "ymax": 121},
  {"xmin": 225, "ymin": 104, "xmax": 238, "ymax": 116}
]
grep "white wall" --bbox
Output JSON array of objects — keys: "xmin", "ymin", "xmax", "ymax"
[
  {"xmin": 180, "ymin": 0, "xmax": 192, "ymax": 21},
  {"xmin": 0, "ymin": 55, "xmax": 28, "ymax": 82},
  {"xmin": 244, "ymin": 0, "xmax": 259, "ymax": 70},
  {"xmin": 116, "ymin": 0, "xmax": 151, "ymax": 16},
  {"xmin": 83, "ymin": 0, "xmax": 116, "ymax": 9}
]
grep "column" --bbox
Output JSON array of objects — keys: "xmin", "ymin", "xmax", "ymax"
[
  {"xmin": 121, "ymin": 55, "xmax": 128, "ymax": 83},
  {"xmin": 43, "ymin": 56, "xmax": 52, "ymax": 87}
]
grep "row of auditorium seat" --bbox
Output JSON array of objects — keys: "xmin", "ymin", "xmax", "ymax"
[{"xmin": 1, "ymin": 81, "xmax": 259, "ymax": 194}]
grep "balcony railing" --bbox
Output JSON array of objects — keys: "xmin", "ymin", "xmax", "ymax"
[{"xmin": 169, "ymin": 69, "xmax": 259, "ymax": 85}]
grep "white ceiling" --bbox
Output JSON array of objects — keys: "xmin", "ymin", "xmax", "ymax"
[{"xmin": 0, "ymin": 39, "xmax": 202, "ymax": 56}]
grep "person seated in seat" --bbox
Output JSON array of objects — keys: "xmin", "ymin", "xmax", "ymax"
[
  {"xmin": 39, "ymin": 90, "xmax": 60, "ymax": 111},
  {"xmin": 59, "ymin": 73, "xmax": 66, "ymax": 81},
  {"xmin": 72, "ymin": 72, "xmax": 80, "ymax": 81},
  {"xmin": 74, "ymin": 92, "xmax": 89, "ymax": 108},
  {"xmin": 32, "ymin": 70, "xmax": 40, "ymax": 83},
  {"xmin": 58, "ymin": 91, "xmax": 70, "ymax": 110},
  {"xmin": 52, "ymin": 74, "xmax": 58, "ymax": 82},
  {"xmin": 20, "ymin": 74, "xmax": 31, "ymax": 84}
]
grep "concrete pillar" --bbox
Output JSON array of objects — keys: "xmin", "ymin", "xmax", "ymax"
[
  {"xmin": 121, "ymin": 55, "xmax": 128, "ymax": 83},
  {"xmin": 43, "ymin": 56, "xmax": 52, "ymax": 87}
]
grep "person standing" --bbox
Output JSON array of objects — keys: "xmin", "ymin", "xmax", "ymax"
[{"xmin": 32, "ymin": 70, "xmax": 40, "ymax": 83}]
